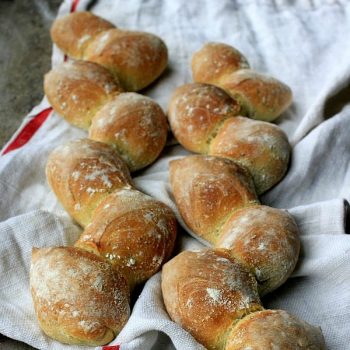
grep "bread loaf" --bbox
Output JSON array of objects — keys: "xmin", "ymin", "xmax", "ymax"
[
  {"xmin": 168, "ymin": 83, "xmax": 291, "ymax": 194},
  {"xmin": 44, "ymin": 60, "xmax": 123, "ymax": 129},
  {"xmin": 51, "ymin": 12, "xmax": 168, "ymax": 91},
  {"xmin": 31, "ymin": 138, "xmax": 177, "ymax": 345},
  {"xmin": 161, "ymin": 250, "xmax": 326, "ymax": 350},
  {"xmin": 192, "ymin": 42, "xmax": 292, "ymax": 122},
  {"xmin": 169, "ymin": 155, "xmax": 300, "ymax": 295},
  {"xmin": 162, "ymin": 249, "xmax": 263, "ymax": 350},
  {"xmin": 30, "ymin": 246, "xmax": 129, "ymax": 346},
  {"xmin": 46, "ymin": 138, "xmax": 177, "ymax": 286},
  {"xmin": 45, "ymin": 60, "xmax": 168, "ymax": 171}
]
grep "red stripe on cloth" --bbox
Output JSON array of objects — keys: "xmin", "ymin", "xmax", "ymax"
[
  {"xmin": 1, "ymin": 0, "xmax": 80, "ymax": 156},
  {"xmin": 1, "ymin": 108, "xmax": 53, "ymax": 155},
  {"xmin": 71, "ymin": 0, "xmax": 80, "ymax": 12},
  {"xmin": 102, "ymin": 346, "xmax": 120, "ymax": 350}
]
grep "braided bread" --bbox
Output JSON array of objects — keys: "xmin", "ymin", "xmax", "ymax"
[
  {"xmin": 168, "ymin": 83, "xmax": 290, "ymax": 194},
  {"xmin": 192, "ymin": 42, "xmax": 292, "ymax": 122},
  {"xmin": 51, "ymin": 12, "xmax": 168, "ymax": 91},
  {"xmin": 30, "ymin": 138, "xmax": 177, "ymax": 345},
  {"xmin": 45, "ymin": 60, "xmax": 168, "ymax": 171}
]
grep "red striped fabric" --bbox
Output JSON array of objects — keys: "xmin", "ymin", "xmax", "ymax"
[
  {"xmin": 1, "ymin": 0, "xmax": 80, "ymax": 156},
  {"xmin": 1, "ymin": 107, "xmax": 53, "ymax": 155}
]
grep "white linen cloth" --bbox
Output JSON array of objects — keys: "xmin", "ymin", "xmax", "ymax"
[{"xmin": 1, "ymin": 0, "xmax": 350, "ymax": 349}]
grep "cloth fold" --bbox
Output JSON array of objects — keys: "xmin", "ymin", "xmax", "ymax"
[{"xmin": 1, "ymin": 0, "xmax": 350, "ymax": 349}]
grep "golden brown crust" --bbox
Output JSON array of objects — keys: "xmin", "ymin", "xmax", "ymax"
[
  {"xmin": 44, "ymin": 60, "xmax": 123, "ymax": 129},
  {"xmin": 209, "ymin": 116, "xmax": 291, "ymax": 194},
  {"xmin": 51, "ymin": 12, "xmax": 115, "ymax": 59},
  {"xmin": 51, "ymin": 12, "xmax": 168, "ymax": 91},
  {"xmin": 168, "ymin": 83, "xmax": 242, "ymax": 153},
  {"xmin": 30, "ymin": 246, "xmax": 130, "ymax": 346},
  {"xmin": 75, "ymin": 188, "xmax": 177, "ymax": 288},
  {"xmin": 167, "ymin": 83, "xmax": 290, "ymax": 194},
  {"xmin": 191, "ymin": 42, "xmax": 292, "ymax": 122},
  {"xmin": 217, "ymin": 205, "xmax": 300, "ymax": 296},
  {"xmin": 192, "ymin": 42, "xmax": 249, "ymax": 85},
  {"xmin": 83, "ymin": 29, "xmax": 168, "ymax": 91},
  {"xmin": 46, "ymin": 138, "xmax": 133, "ymax": 227},
  {"xmin": 169, "ymin": 155, "xmax": 259, "ymax": 244},
  {"xmin": 161, "ymin": 249, "xmax": 263, "ymax": 350},
  {"xmin": 225, "ymin": 309, "xmax": 326, "ymax": 350},
  {"xmin": 89, "ymin": 93, "xmax": 168, "ymax": 171},
  {"xmin": 218, "ymin": 69, "xmax": 293, "ymax": 122}
]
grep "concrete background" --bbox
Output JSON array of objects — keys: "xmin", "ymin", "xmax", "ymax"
[
  {"xmin": 0, "ymin": 0, "xmax": 61, "ymax": 149},
  {"xmin": 0, "ymin": 1, "xmax": 61, "ymax": 348}
]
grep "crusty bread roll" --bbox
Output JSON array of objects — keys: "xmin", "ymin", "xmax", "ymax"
[
  {"xmin": 217, "ymin": 205, "xmax": 300, "ymax": 296},
  {"xmin": 168, "ymin": 83, "xmax": 291, "ymax": 194},
  {"xmin": 75, "ymin": 188, "xmax": 177, "ymax": 288},
  {"xmin": 51, "ymin": 12, "xmax": 115, "ymax": 59},
  {"xmin": 46, "ymin": 139, "xmax": 177, "ymax": 287},
  {"xmin": 225, "ymin": 309, "xmax": 326, "ymax": 350},
  {"xmin": 44, "ymin": 60, "xmax": 123, "ymax": 129},
  {"xmin": 51, "ymin": 12, "xmax": 168, "ymax": 91},
  {"xmin": 30, "ymin": 246, "xmax": 130, "ymax": 346},
  {"xmin": 83, "ymin": 29, "xmax": 168, "ymax": 91},
  {"xmin": 161, "ymin": 251, "xmax": 326, "ymax": 350},
  {"xmin": 46, "ymin": 138, "xmax": 133, "ymax": 228},
  {"xmin": 167, "ymin": 83, "xmax": 242, "ymax": 153},
  {"xmin": 169, "ymin": 155, "xmax": 300, "ymax": 295},
  {"xmin": 192, "ymin": 42, "xmax": 250, "ymax": 85},
  {"xmin": 191, "ymin": 42, "xmax": 292, "ymax": 122},
  {"xmin": 169, "ymin": 155, "xmax": 259, "ymax": 244},
  {"xmin": 161, "ymin": 249, "xmax": 263, "ymax": 350},
  {"xmin": 45, "ymin": 60, "xmax": 168, "ymax": 171},
  {"xmin": 89, "ymin": 92, "xmax": 168, "ymax": 172}
]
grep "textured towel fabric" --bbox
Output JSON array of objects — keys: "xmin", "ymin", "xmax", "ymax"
[{"xmin": 1, "ymin": 0, "xmax": 350, "ymax": 349}]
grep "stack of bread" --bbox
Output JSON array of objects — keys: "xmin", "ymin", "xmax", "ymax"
[{"xmin": 29, "ymin": 11, "xmax": 326, "ymax": 349}]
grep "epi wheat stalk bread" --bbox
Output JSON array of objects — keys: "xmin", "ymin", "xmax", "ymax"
[
  {"xmin": 168, "ymin": 83, "xmax": 291, "ymax": 194},
  {"xmin": 192, "ymin": 42, "xmax": 292, "ymax": 122},
  {"xmin": 30, "ymin": 139, "xmax": 177, "ymax": 345},
  {"xmin": 44, "ymin": 60, "xmax": 168, "ymax": 171}
]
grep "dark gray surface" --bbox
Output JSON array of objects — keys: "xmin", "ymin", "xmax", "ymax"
[
  {"xmin": 0, "ymin": 0, "xmax": 61, "ymax": 149},
  {"xmin": 0, "ymin": 1, "xmax": 61, "ymax": 348}
]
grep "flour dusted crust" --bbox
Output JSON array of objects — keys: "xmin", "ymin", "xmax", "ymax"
[
  {"xmin": 162, "ymin": 251, "xmax": 326, "ymax": 350},
  {"xmin": 217, "ymin": 69, "xmax": 293, "ymax": 123},
  {"xmin": 51, "ymin": 12, "xmax": 168, "ymax": 91},
  {"xmin": 161, "ymin": 249, "xmax": 263, "ymax": 350},
  {"xmin": 30, "ymin": 246, "xmax": 130, "ymax": 346},
  {"xmin": 84, "ymin": 29, "xmax": 168, "ymax": 91},
  {"xmin": 46, "ymin": 138, "xmax": 177, "ymax": 290},
  {"xmin": 169, "ymin": 155, "xmax": 259, "ymax": 244},
  {"xmin": 169, "ymin": 155, "xmax": 300, "ymax": 296},
  {"xmin": 191, "ymin": 42, "xmax": 292, "ymax": 122},
  {"xmin": 168, "ymin": 83, "xmax": 290, "ymax": 194},
  {"xmin": 89, "ymin": 93, "xmax": 168, "ymax": 171},
  {"xmin": 210, "ymin": 116, "xmax": 291, "ymax": 194},
  {"xmin": 44, "ymin": 60, "xmax": 123, "ymax": 129},
  {"xmin": 168, "ymin": 83, "xmax": 242, "ymax": 154},
  {"xmin": 46, "ymin": 138, "xmax": 133, "ymax": 227},
  {"xmin": 192, "ymin": 42, "xmax": 250, "ymax": 85},
  {"xmin": 51, "ymin": 12, "xmax": 115, "ymax": 59},
  {"xmin": 76, "ymin": 189, "xmax": 177, "ymax": 288},
  {"xmin": 225, "ymin": 310, "xmax": 326, "ymax": 350},
  {"xmin": 217, "ymin": 205, "xmax": 300, "ymax": 296}
]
